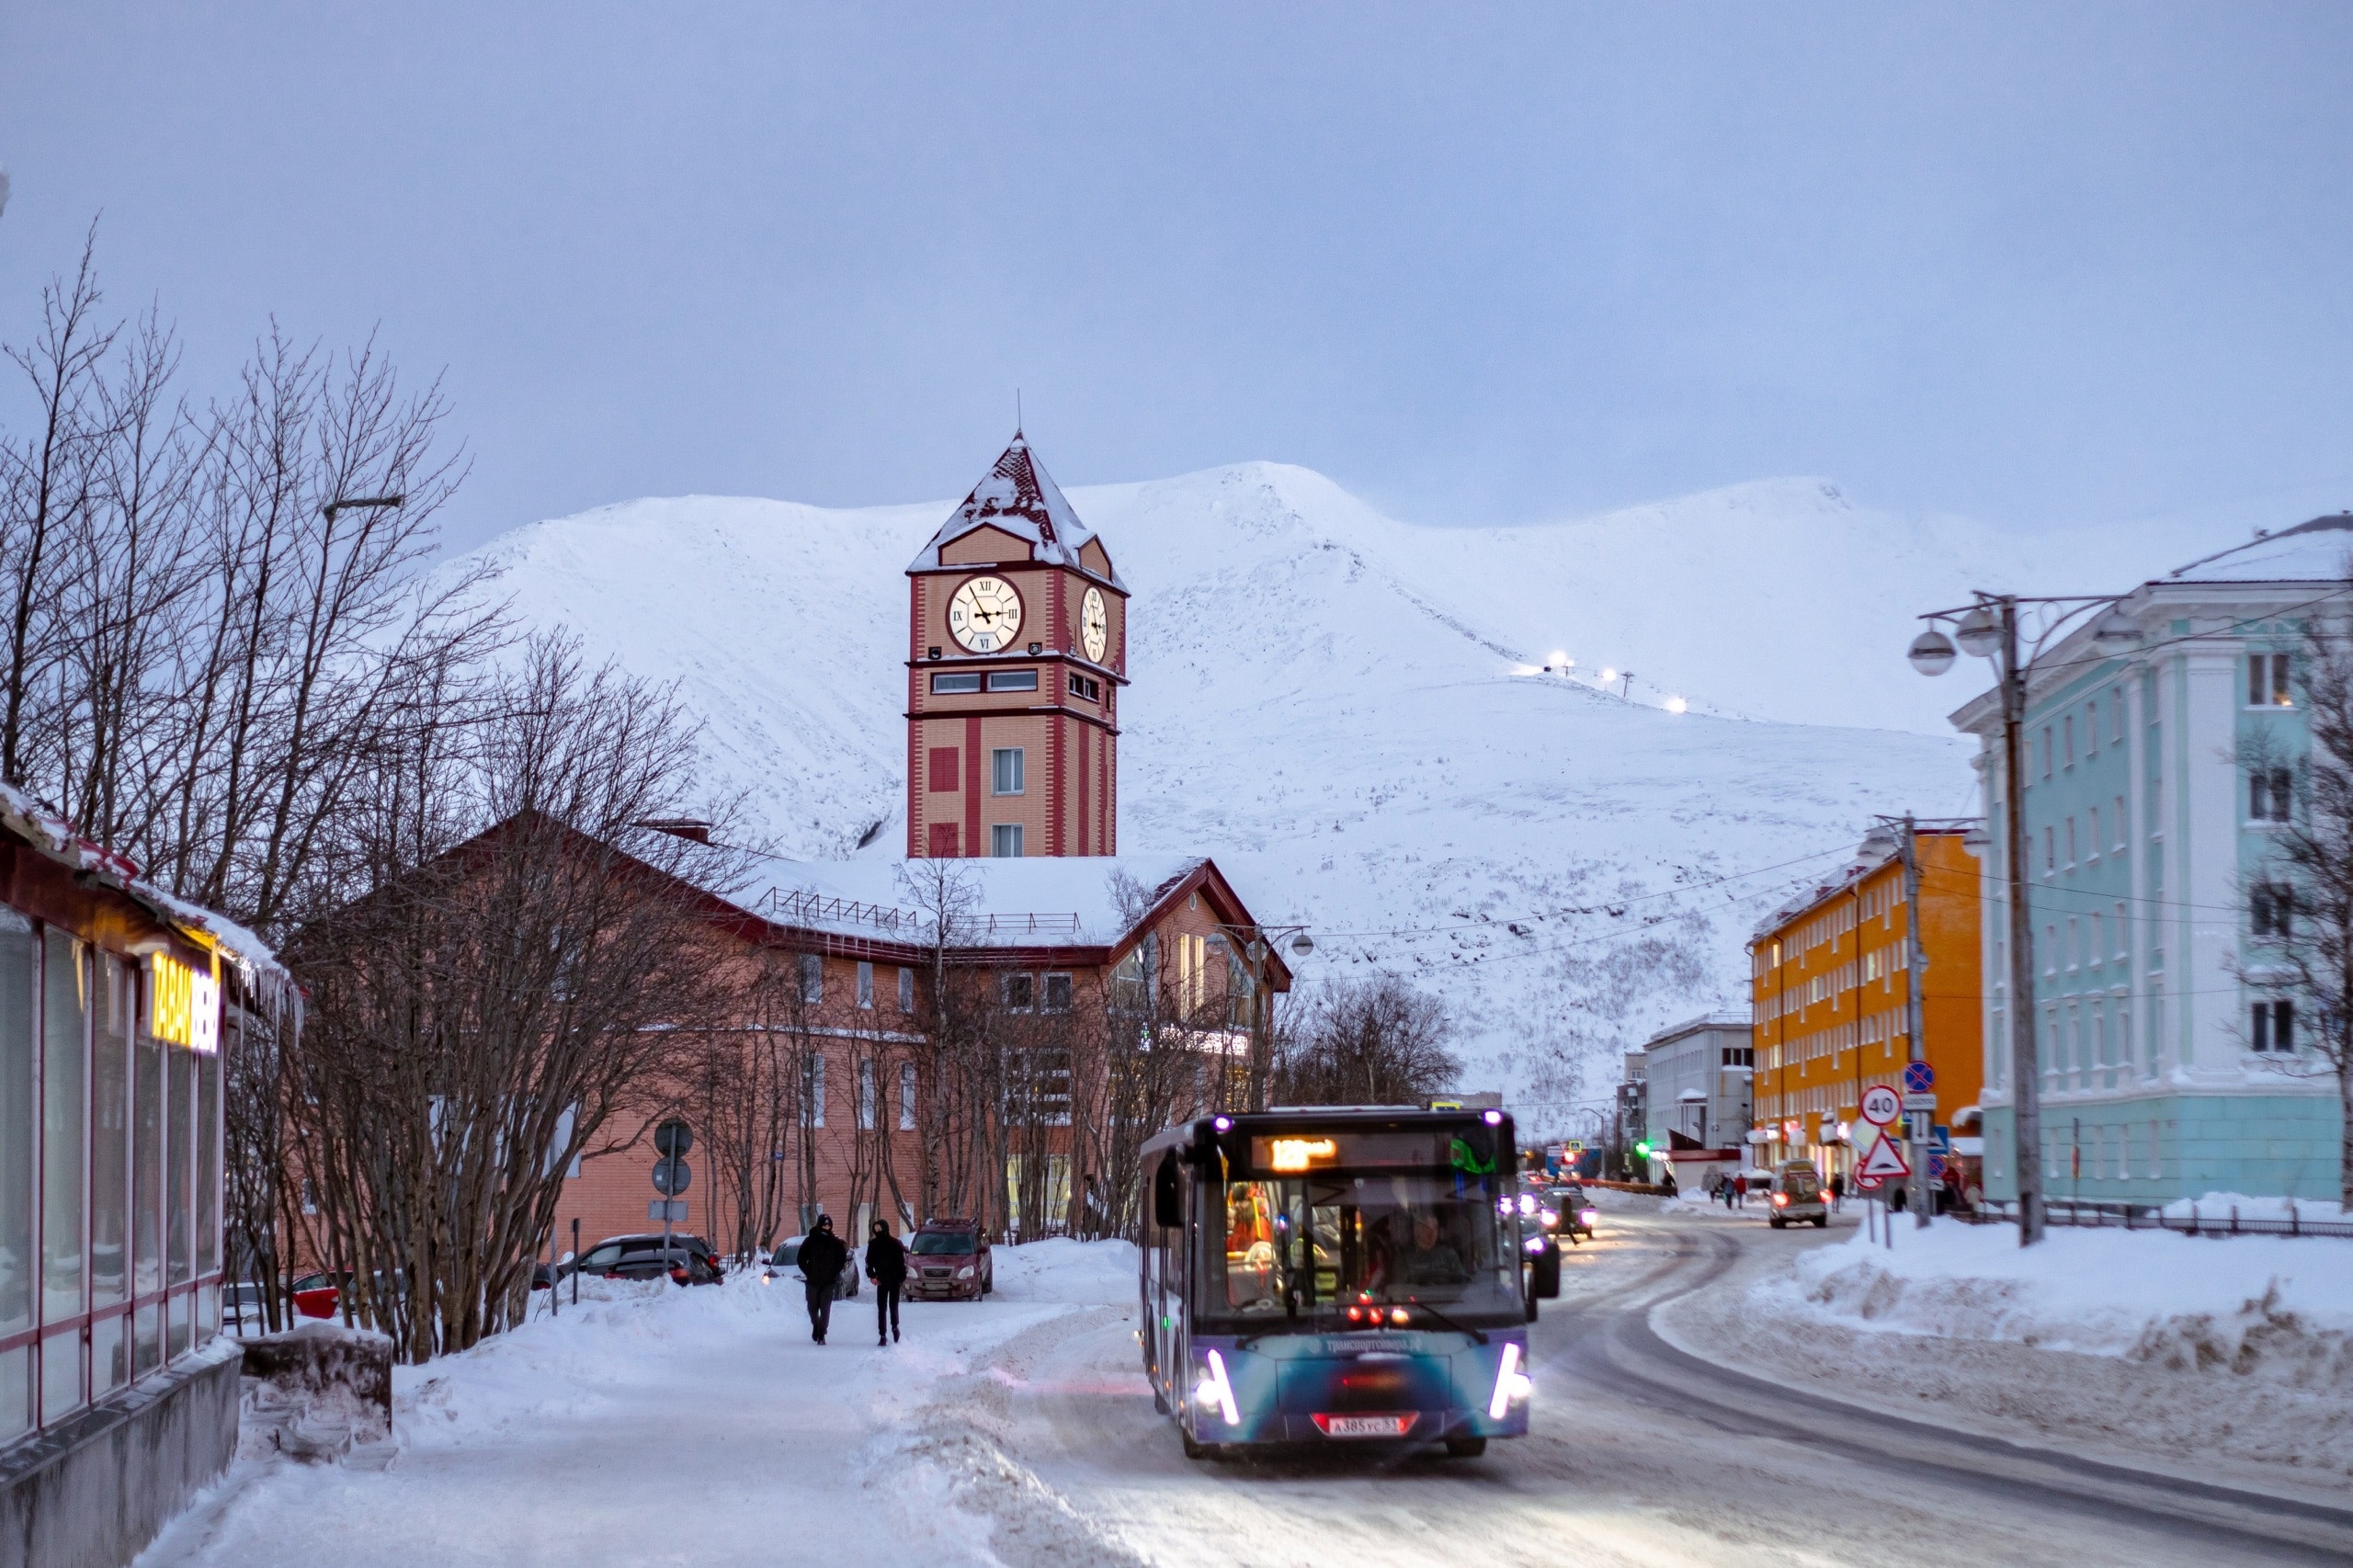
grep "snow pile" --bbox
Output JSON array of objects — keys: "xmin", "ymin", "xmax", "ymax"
[
  {"xmin": 1758, "ymin": 1221, "xmax": 2353, "ymax": 1385},
  {"xmin": 2159, "ymin": 1190, "xmax": 2351, "ymax": 1223},
  {"xmin": 985, "ymin": 1237, "xmax": 1138, "ymax": 1304}
]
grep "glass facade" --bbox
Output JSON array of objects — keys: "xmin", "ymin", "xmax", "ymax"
[{"xmin": 0, "ymin": 892, "xmax": 231, "ymax": 1448}]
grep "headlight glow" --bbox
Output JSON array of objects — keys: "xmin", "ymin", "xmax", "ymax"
[
  {"xmin": 1487, "ymin": 1342, "xmax": 1531, "ymax": 1419},
  {"xmin": 1201, "ymin": 1349, "xmax": 1240, "ymax": 1426}
]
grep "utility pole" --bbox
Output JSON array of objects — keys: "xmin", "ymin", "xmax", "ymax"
[
  {"xmin": 1901, "ymin": 813, "xmax": 1930, "ymax": 1228},
  {"xmin": 1994, "ymin": 600, "xmax": 2046, "ymax": 1245}
]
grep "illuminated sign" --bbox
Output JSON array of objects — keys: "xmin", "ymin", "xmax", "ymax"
[
  {"xmin": 1266, "ymin": 1138, "xmax": 1336, "ymax": 1172},
  {"xmin": 149, "ymin": 954, "xmax": 220, "ymax": 1053}
]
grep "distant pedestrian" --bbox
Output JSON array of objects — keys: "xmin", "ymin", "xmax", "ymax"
[
  {"xmin": 799, "ymin": 1215, "xmax": 847, "ymax": 1344},
  {"xmin": 1733, "ymin": 1174, "xmax": 1747, "ymax": 1209},
  {"xmin": 867, "ymin": 1219, "xmax": 906, "ymax": 1346},
  {"xmin": 1660, "ymin": 1169, "xmax": 1677, "ymax": 1198},
  {"xmin": 1829, "ymin": 1172, "xmax": 1845, "ymax": 1212}
]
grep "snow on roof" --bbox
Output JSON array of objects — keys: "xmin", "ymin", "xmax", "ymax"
[
  {"xmin": 906, "ymin": 436, "xmax": 1128, "ymax": 590},
  {"xmin": 733, "ymin": 854, "xmax": 1209, "ymax": 949},
  {"xmin": 2160, "ymin": 514, "xmax": 2353, "ymax": 586},
  {"xmin": 0, "ymin": 779, "xmax": 287, "ymax": 984}
]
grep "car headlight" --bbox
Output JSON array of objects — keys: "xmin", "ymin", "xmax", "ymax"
[
  {"xmin": 957, "ymin": 1265, "xmax": 974, "ymax": 1278},
  {"xmin": 1540, "ymin": 1210, "xmax": 1559, "ymax": 1228}
]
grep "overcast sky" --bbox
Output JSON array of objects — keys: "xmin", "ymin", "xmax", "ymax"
[{"xmin": 4, "ymin": 4, "xmax": 2350, "ymax": 554}]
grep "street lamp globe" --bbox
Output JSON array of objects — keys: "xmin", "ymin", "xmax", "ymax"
[
  {"xmin": 1289, "ymin": 933, "xmax": 1314, "ymax": 958},
  {"xmin": 1953, "ymin": 606, "xmax": 2001, "ymax": 657},
  {"xmin": 2090, "ymin": 610, "xmax": 2143, "ymax": 653},
  {"xmin": 1907, "ymin": 628, "xmax": 1957, "ymax": 676}
]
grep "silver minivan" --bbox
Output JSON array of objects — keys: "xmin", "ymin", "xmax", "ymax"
[{"xmin": 1767, "ymin": 1161, "xmax": 1828, "ymax": 1229}]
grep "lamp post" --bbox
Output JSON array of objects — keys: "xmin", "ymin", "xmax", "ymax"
[{"xmin": 1910, "ymin": 593, "xmax": 2140, "ymax": 1246}]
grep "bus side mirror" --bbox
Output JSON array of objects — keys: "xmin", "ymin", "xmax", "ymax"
[
  {"xmin": 1530, "ymin": 1237, "xmax": 1561, "ymax": 1300},
  {"xmin": 1153, "ymin": 1153, "xmax": 1182, "ymax": 1230}
]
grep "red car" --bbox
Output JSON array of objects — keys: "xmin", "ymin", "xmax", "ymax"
[{"xmin": 903, "ymin": 1219, "xmax": 993, "ymax": 1301}]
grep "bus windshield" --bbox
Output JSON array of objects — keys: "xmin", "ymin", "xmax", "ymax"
[{"xmin": 1197, "ymin": 1172, "xmax": 1519, "ymax": 1327}]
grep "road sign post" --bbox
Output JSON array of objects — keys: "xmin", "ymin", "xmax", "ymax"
[{"xmin": 653, "ymin": 1119, "xmax": 693, "ymax": 1269}]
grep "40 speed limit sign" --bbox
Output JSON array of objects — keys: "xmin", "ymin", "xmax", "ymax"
[{"xmin": 1859, "ymin": 1084, "xmax": 1903, "ymax": 1127}]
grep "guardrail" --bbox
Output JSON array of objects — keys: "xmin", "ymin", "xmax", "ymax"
[{"xmin": 1961, "ymin": 1198, "xmax": 2353, "ymax": 1239}]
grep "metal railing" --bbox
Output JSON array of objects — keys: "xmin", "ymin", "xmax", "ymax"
[
  {"xmin": 1961, "ymin": 1197, "xmax": 2353, "ymax": 1239},
  {"xmin": 763, "ymin": 889, "xmax": 914, "ymax": 932}
]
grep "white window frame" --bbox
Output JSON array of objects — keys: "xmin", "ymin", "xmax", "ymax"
[
  {"xmin": 991, "ymin": 823, "xmax": 1025, "ymax": 858},
  {"xmin": 857, "ymin": 960, "xmax": 874, "ymax": 1010},
  {"xmin": 897, "ymin": 966, "xmax": 915, "ymax": 1013},
  {"xmin": 798, "ymin": 952, "xmax": 823, "ymax": 1005},
  {"xmin": 899, "ymin": 1060, "xmax": 917, "ymax": 1131},
  {"xmin": 991, "ymin": 747, "xmax": 1026, "ymax": 796}
]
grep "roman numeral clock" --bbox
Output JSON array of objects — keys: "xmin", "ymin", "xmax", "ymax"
[{"xmin": 905, "ymin": 437, "xmax": 1128, "ymax": 860}]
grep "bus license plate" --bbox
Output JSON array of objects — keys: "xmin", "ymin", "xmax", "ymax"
[{"xmin": 1319, "ymin": 1415, "xmax": 1415, "ymax": 1438}]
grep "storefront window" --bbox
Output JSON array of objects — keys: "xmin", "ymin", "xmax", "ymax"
[
  {"xmin": 0, "ymin": 913, "xmax": 33, "ymax": 1440},
  {"xmin": 42, "ymin": 933, "xmax": 86, "ymax": 1331},
  {"xmin": 132, "ymin": 1017, "xmax": 162, "ymax": 1365},
  {"xmin": 166, "ymin": 1043, "xmax": 191, "ymax": 1299},
  {"xmin": 197, "ymin": 1038, "xmax": 219, "ymax": 1286},
  {"xmin": 92, "ymin": 956, "xmax": 132, "ymax": 1395}
]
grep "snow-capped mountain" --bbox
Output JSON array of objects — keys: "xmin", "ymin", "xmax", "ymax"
[{"xmin": 448, "ymin": 461, "xmax": 2190, "ymax": 1131}]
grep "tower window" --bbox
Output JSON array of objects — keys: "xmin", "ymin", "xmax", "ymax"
[
  {"xmin": 991, "ymin": 824, "xmax": 1025, "ymax": 858},
  {"xmin": 992, "ymin": 748, "xmax": 1025, "ymax": 795},
  {"xmin": 1067, "ymin": 672, "xmax": 1101, "ymax": 702},
  {"xmin": 928, "ymin": 747, "xmax": 960, "ymax": 791},
  {"xmin": 986, "ymin": 670, "xmax": 1039, "ymax": 692},
  {"xmin": 930, "ymin": 672, "xmax": 983, "ymax": 694}
]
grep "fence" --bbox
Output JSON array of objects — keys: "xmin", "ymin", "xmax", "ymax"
[{"xmin": 1961, "ymin": 1197, "xmax": 2353, "ymax": 1239}]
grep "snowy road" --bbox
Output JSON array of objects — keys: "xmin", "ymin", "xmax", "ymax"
[
  {"xmin": 142, "ymin": 1218, "xmax": 2353, "ymax": 1567},
  {"xmin": 990, "ymin": 1214, "xmax": 2353, "ymax": 1568}
]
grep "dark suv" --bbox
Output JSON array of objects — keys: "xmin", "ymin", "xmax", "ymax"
[
  {"xmin": 904, "ymin": 1219, "xmax": 992, "ymax": 1301},
  {"xmin": 573, "ymin": 1233, "xmax": 723, "ymax": 1284}
]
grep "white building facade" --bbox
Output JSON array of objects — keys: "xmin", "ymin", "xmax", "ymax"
[
  {"xmin": 1641, "ymin": 1014, "xmax": 1754, "ymax": 1183},
  {"xmin": 1955, "ymin": 517, "xmax": 2349, "ymax": 1204}
]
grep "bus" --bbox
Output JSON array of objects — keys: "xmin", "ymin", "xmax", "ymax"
[{"xmin": 1138, "ymin": 1106, "xmax": 1561, "ymax": 1460}]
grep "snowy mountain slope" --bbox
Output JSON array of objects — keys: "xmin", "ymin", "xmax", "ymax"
[{"xmin": 448, "ymin": 463, "xmax": 2022, "ymax": 1128}]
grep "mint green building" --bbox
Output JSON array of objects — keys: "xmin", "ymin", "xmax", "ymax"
[{"xmin": 1954, "ymin": 517, "xmax": 2349, "ymax": 1205}]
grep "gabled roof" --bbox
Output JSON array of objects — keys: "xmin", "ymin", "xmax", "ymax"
[{"xmin": 906, "ymin": 435, "xmax": 1127, "ymax": 590}]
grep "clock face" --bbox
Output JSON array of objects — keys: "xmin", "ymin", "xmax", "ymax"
[
  {"xmin": 947, "ymin": 575, "xmax": 1022, "ymax": 653},
  {"xmin": 1080, "ymin": 586, "xmax": 1109, "ymax": 663}
]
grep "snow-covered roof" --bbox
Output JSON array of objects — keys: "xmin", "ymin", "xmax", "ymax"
[
  {"xmin": 733, "ymin": 854, "xmax": 1210, "ymax": 951},
  {"xmin": 0, "ymin": 779, "xmax": 288, "ymax": 986},
  {"xmin": 2159, "ymin": 514, "xmax": 2353, "ymax": 586},
  {"xmin": 905, "ymin": 436, "xmax": 1128, "ymax": 590}
]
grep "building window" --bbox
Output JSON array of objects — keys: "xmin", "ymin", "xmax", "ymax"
[
  {"xmin": 2112, "ymin": 693, "xmax": 2125, "ymax": 743},
  {"xmin": 2042, "ymin": 726, "xmax": 2053, "ymax": 779},
  {"xmin": 992, "ymin": 747, "xmax": 1025, "ymax": 796},
  {"xmin": 898, "ymin": 966, "xmax": 915, "ymax": 1013},
  {"xmin": 2250, "ymin": 766, "xmax": 2293, "ymax": 823},
  {"xmin": 991, "ymin": 824, "xmax": 1025, "ymax": 858},
  {"xmin": 986, "ymin": 669, "xmax": 1040, "ymax": 692},
  {"xmin": 899, "ymin": 1061, "xmax": 917, "ymax": 1131},
  {"xmin": 1003, "ymin": 971, "xmax": 1035, "ymax": 1011},
  {"xmin": 2065, "ymin": 817, "xmax": 2077, "ymax": 868},
  {"xmin": 858, "ymin": 1058, "xmax": 877, "ymax": 1130},
  {"xmin": 2065, "ymin": 917, "xmax": 2079, "ymax": 971},
  {"xmin": 2249, "ymin": 653, "xmax": 2292, "ymax": 708},
  {"xmin": 797, "ymin": 952, "xmax": 823, "ymax": 1005},
  {"xmin": 2114, "ymin": 796, "xmax": 2127, "ymax": 849},
  {"xmin": 1043, "ymin": 972, "xmax": 1073, "ymax": 1012},
  {"xmin": 2086, "ymin": 700, "xmax": 2097, "ymax": 756},
  {"xmin": 805, "ymin": 1052, "xmax": 826, "ymax": 1127},
  {"xmin": 2043, "ymin": 826, "xmax": 2055, "ymax": 874},
  {"xmin": 2063, "ymin": 715, "xmax": 2075, "ymax": 767},
  {"xmin": 930, "ymin": 672, "xmax": 983, "ymax": 694},
  {"xmin": 2252, "ymin": 883, "xmax": 2295, "ymax": 938},
  {"xmin": 1067, "ymin": 671, "xmax": 1101, "ymax": 702},
  {"xmin": 2251, "ymin": 998, "xmax": 2294, "ymax": 1052},
  {"xmin": 857, "ymin": 961, "xmax": 874, "ymax": 1009},
  {"xmin": 2087, "ymin": 806, "xmax": 2100, "ymax": 858},
  {"xmin": 2089, "ymin": 913, "xmax": 2104, "ymax": 967},
  {"xmin": 928, "ymin": 746, "xmax": 961, "ymax": 791}
]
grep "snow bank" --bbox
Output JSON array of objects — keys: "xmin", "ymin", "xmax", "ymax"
[
  {"xmin": 1756, "ymin": 1221, "xmax": 2353, "ymax": 1386},
  {"xmin": 2159, "ymin": 1190, "xmax": 2350, "ymax": 1223},
  {"xmin": 987, "ymin": 1237, "xmax": 1136, "ymax": 1305}
]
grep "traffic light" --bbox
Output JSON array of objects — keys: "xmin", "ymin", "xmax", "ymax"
[{"xmin": 1633, "ymin": 1140, "xmax": 1653, "ymax": 1159}]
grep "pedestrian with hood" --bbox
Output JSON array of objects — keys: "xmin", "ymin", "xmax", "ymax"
[
  {"xmin": 866, "ymin": 1218, "xmax": 907, "ymax": 1346},
  {"xmin": 799, "ymin": 1215, "xmax": 848, "ymax": 1344}
]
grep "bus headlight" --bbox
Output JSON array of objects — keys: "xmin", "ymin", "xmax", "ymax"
[
  {"xmin": 1487, "ymin": 1343, "xmax": 1532, "ymax": 1420},
  {"xmin": 1197, "ymin": 1349, "xmax": 1240, "ymax": 1426}
]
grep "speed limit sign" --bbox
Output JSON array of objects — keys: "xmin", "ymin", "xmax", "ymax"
[{"xmin": 1859, "ymin": 1084, "xmax": 1903, "ymax": 1127}]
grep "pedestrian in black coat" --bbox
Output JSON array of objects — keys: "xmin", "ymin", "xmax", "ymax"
[
  {"xmin": 866, "ymin": 1220, "xmax": 907, "ymax": 1346},
  {"xmin": 799, "ymin": 1216, "xmax": 848, "ymax": 1344}
]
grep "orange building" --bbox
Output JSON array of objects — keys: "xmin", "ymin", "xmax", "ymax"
[{"xmin": 1748, "ymin": 825, "xmax": 1984, "ymax": 1183}]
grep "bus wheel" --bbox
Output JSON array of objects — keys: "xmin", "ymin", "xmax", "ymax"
[{"xmin": 1445, "ymin": 1437, "xmax": 1488, "ymax": 1459}]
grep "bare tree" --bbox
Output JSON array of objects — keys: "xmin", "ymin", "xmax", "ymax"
[{"xmin": 1270, "ymin": 975, "xmax": 1461, "ymax": 1108}]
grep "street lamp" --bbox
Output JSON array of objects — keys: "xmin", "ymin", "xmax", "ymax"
[
  {"xmin": 1911, "ymin": 591, "xmax": 2126, "ymax": 1247},
  {"xmin": 322, "ymin": 494, "xmax": 405, "ymax": 522}
]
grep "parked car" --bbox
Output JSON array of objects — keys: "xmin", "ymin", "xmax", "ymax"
[
  {"xmin": 1768, "ymin": 1161, "xmax": 1829, "ymax": 1229},
  {"xmin": 224, "ymin": 1280, "xmax": 268, "ymax": 1332},
  {"xmin": 904, "ymin": 1219, "xmax": 992, "ymax": 1301},
  {"xmin": 289, "ymin": 1270, "xmax": 349, "ymax": 1320},
  {"xmin": 762, "ymin": 1235, "xmax": 860, "ymax": 1298},
  {"xmin": 573, "ymin": 1233, "xmax": 723, "ymax": 1284}
]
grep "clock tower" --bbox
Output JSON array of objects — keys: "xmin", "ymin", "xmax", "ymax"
[{"xmin": 906, "ymin": 436, "xmax": 1128, "ymax": 858}]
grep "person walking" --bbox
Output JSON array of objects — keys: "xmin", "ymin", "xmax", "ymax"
[
  {"xmin": 1733, "ymin": 1173, "xmax": 1748, "ymax": 1209},
  {"xmin": 798, "ymin": 1215, "xmax": 847, "ymax": 1344},
  {"xmin": 1829, "ymin": 1171, "xmax": 1846, "ymax": 1212},
  {"xmin": 866, "ymin": 1218, "xmax": 906, "ymax": 1346}
]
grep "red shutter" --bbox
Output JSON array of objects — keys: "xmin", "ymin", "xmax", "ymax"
[
  {"xmin": 928, "ymin": 747, "xmax": 960, "ymax": 792},
  {"xmin": 929, "ymin": 823, "xmax": 960, "ymax": 858}
]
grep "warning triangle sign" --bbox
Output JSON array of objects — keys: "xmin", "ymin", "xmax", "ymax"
[{"xmin": 1856, "ymin": 1133, "xmax": 1911, "ymax": 1182}]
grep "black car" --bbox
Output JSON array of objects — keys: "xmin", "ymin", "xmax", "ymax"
[{"xmin": 572, "ymin": 1233, "xmax": 724, "ymax": 1285}]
